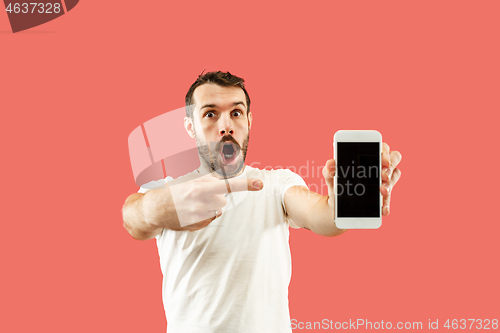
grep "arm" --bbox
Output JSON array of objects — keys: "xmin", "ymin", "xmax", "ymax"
[
  {"xmin": 283, "ymin": 159, "xmax": 346, "ymax": 237},
  {"xmin": 284, "ymin": 185, "xmax": 346, "ymax": 237},
  {"xmin": 122, "ymin": 183, "xmax": 220, "ymax": 240},
  {"xmin": 122, "ymin": 174, "xmax": 265, "ymax": 240},
  {"xmin": 122, "ymin": 187, "xmax": 176, "ymax": 241}
]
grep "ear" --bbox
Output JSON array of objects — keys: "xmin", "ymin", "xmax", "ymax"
[
  {"xmin": 184, "ymin": 117, "xmax": 196, "ymax": 138},
  {"xmin": 247, "ymin": 111, "xmax": 253, "ymax": 130}
]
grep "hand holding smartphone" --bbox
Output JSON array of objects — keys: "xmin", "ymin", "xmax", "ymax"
[{"xmin": 334, "ymin": 130, "xmax": 382, "ymax": 229}]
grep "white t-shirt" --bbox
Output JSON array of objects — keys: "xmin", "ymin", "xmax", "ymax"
[{"xmin": 138, "ymin": 165, "xmax": 307, "ymax": 333}]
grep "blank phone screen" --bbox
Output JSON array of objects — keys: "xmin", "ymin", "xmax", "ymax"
[{"xmin": 337, "ymin": 142, "xmax": 380, "ymax": 217}]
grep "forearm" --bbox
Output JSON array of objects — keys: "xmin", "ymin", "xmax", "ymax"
[
  {"xmin": 285, "ymin": 186, "xmax": 347, "ymax": 237},
  {"xmin": 122, "ymin": 188, "xmax": 178, "ymax": 240},
  {"xmin": 306, "ymin": 196, "xmax": 347, "ymax": 237}
]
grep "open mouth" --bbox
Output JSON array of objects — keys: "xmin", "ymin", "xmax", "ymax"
[{"xmin": 220, "ymin": 142, "xmax": 240, "ymax": 165}]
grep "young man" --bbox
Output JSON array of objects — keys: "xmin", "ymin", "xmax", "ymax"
[{"xmin": 122, "ymin": 71, "xmax": 402, "ymax": 332}]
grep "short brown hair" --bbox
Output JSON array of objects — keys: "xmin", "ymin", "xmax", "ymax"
[{"xmin": 185, "ymin": 71, "xmax": 251, "ymax": 118}]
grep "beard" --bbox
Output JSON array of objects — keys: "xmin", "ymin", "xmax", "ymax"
[{"xmin": 196, "ymin": 132, "xmax": 249, "ymax": 178}]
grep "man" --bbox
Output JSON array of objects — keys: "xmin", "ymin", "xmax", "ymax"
[{"xmin": 122, "ymin": 71, "xmax": 402, "ymax": 332}]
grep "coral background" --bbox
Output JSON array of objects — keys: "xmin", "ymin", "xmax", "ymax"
[{"xmin": 1, "ymin": 1, "xmax": 499, "ymax": 331}]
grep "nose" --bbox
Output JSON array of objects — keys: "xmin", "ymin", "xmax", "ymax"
[{"xmin": 219, "ymin": 114, "xmax": 234, "ymax": 137}]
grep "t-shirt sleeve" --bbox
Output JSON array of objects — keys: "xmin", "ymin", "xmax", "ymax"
[
  {"xmin": 279, "ymin": 169, "xmax": 308, "ymax": 229},
  {"xmin": 137, "ymin": 176, "xmax": 174, "ymax": 193}
]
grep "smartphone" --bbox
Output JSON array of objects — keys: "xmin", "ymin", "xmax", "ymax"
[{"xmin": 334, "ymin": 130, "xmax": 382, "ymax": 229}]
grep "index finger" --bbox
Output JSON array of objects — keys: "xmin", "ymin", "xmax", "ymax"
[{"xmin": 208, "ymin": 178, "xmax": 264, "ymax": 194}]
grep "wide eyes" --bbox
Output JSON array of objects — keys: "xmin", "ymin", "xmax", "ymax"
[{"xmin": 204, "ymin": 110, "xmax": 243, "ymax": 118}]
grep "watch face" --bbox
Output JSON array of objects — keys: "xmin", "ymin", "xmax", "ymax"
[{"xmin": 4, "ymin": 0, "xmax": 79, "ymax": 33}]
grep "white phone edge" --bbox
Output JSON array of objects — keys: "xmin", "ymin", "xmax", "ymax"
[{"xmin": 334, "ymin": 130, "xmax": 382, "ymax": 229}]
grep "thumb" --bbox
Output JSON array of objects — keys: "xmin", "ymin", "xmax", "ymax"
[
  {"xmin": 247, "ymin": 178, "xmax": 264, "ymax": 191},
  {"xmin": 322, "ymin": 159, "xmax": 336, "ymax": 192}
]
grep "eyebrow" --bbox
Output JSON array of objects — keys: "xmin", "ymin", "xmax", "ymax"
[{"xmin": 200, "ymin": 101, "xmax": 246, "ymax": 111}]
